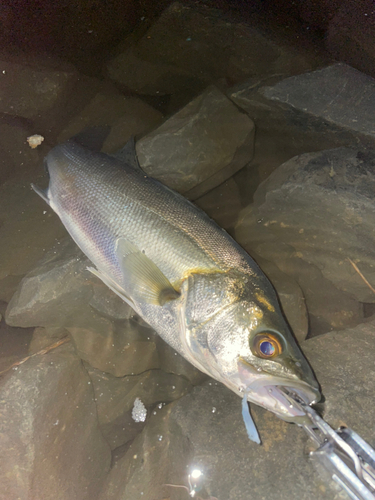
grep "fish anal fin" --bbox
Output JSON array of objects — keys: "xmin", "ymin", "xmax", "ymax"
[{"xmin": 116, "ymin": 238, "xmax": 179, "ymax": 306}]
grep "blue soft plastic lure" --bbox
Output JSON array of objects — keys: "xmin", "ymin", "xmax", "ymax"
[{"xmin": 242, "ymin": 392, "xmax": 261, "ymax": 444}]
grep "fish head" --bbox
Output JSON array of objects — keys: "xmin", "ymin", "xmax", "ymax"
[{"xmin": 183, "ymin": 272, "xmax": 320, "ymax": 423}]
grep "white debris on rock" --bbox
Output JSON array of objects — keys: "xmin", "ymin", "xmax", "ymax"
[
  {"xmin": 27, "ymin": 134, "xmax": 44, "ymax": 149},
  {"xmin": 132, "ymin": 397, "xmax": 147, "ymax": 423}
]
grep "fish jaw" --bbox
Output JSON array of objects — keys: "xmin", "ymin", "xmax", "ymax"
[{"xmin": 236, "ymin": 358, "xmax": 320, "ymax": 423}]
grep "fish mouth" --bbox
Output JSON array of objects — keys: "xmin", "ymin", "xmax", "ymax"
[{"xmin": 237, "ymin": 360, "xmax": 320, "ymax": 423}]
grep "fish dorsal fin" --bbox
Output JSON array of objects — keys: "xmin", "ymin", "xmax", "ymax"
[
  {"xmin": 111, "ymin": 137, "xmax": 144, "ymax": 173},
  {"xmin": 31, "ymin": 183, "xmax": 50, "ymax": 205},
  {"xmin": 116, "ymin": 238, "xmax": 179, "ymax": 306}
]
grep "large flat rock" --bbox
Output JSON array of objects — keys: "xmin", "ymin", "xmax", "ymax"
[
  {"xmin": 98, "ymin": 321, "xmax": 375, "ymax": 500},
  {"xmin": 0, "ymin": 342, "xmax": 111, "ymax": 500},
  {"xmin": 262, "ymin": 64, "xmax": 375, "ymax": 138},
  {"xmin": 137, "ymin": 86, "xmax": 255, "ymax": 199},
  {"xmin": 249, "ymin": 147, "xmax": 375, "ymax": 304},
  {"xmin": 107, "ymin": 1, "xmax": 323, "ymax": 102}
]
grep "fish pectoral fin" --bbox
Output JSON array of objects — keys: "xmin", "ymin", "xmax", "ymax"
[
  {"xmin": 31, "ymin": 184, "xmax": 50, "ymax": 205},
  {"xmin": 86, "ymin": 266, "xmax": 135, "ymax": 308},
  {"xmin": 116, "ymin": 238, "xmax": 180, "ymax": 306}
]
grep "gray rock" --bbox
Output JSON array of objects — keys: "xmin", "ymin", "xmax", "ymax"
[
  {"xmin": 68, "ymin": 317, "xmax": 160, "ymax": 377},
  {"xmin": 88, "ymin": 366, "xmax": 192, "ymax": 449},
  {"xmin": 0, "ymin": 58, "xmax": 78, "ymax": 120},
  {"xmin": 235, "ymin": 197, "xmax": 364, "ymax": 336},
  {"xmin": 107, "ymin": 2, "xmax": 324, "ymax": 101},
  {"xmin": 98, "ymin": 321, "xmax": 375, "ymax": 500},
  {"xmin": 57, "ymin": 89, "xmax": 163, "ymax": 153},
  {"xmin": 262, "ymin": 64, "xmax": 375, "ymax": 139},
  {"xmin": 89, "ymin": 281, "xmax": 135, "ymax": 320},
  {"xmin": 28, "ymin": 326, "xmax": 68, "ymax": 354},
  {"xmin": 0, "ymin": 342, "xmax": 111, "ymax": 500},
  {"xmin": 0, "ymin": 179, "xmax": 68, "ymax": 302},
  {"xmin": 250, "ymin": 147, "xmax": 375, "ymax": 304},
  {"xmin": 254, "ymin": 254, "xmax": 308, "ymax": 342},
  {"xmin": 5, "ymin": 239, "xmax": 92, "ymax": 328},
  {"xmin": 195, "ymin": 177, "xmax": 242, "ymax": 231},
  {"xmin": 137, "ymin": 86, "xmax": 255, "ymax": 199},
  {"xmin": 0, "ymin": 121, "xmax": 45, "ymax": 185},
  {"xmin": 155, "ymin": 337, "xmax": 208, "ymax": 386}
]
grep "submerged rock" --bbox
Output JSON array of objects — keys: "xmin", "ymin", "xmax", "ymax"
[
  {"xmin": 137, "ymin": 86, "xmax": 255, "ymax": 199},
  {"xmin": 98, "ymin": 321, "xmax": 375, "ymax": 500},
  {"xmin": 58, "ymin": 88, "xmax": 163, "ymax": 153},
  {"xmin": 88, "ymin": 366, "xmax": 192, "ymax": 449},
  {"xmin": 262, "ymin": 64, "xmax": 375, "ymax": 139},
  {"xmin": 0, "ymin": 342, "xmax": 111, "ymax": 500},
  {"xmin": 249, "ymin": 147, "xmax": 375, "ymax": 304},
  {"xmin": 0, "ymin": 179, "xmax": 68, "ymax": 302},
  {"xmin": 68, "ymin": 317, "xmax": 160, "ymax": 377},
  {"xmin": 107, "ymin": 1, "xmax": 323, "ymax": 103}
]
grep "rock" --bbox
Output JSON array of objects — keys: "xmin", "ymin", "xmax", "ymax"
[
  {"xmin": 0, "ymin": 121, "xmax": 45, "ymax": 185},
  {"xmin": 5, "ymin": 239, "xmax": 92, "ymax": 328},
  {"xmin": 0, "ymin": 341, "xmax": 111, "ymax": 500},
  {"xmin": 326, "ymin": 0, "xmax": 375, "ymax": 79},
  {"xmin": 262, "ymin": 64, "xmax": 375, "ymax": 139},
  {"xmin": 195, "ymin": 177, "xmax": 242, "ymax": 231},
  {"xmin": 28, "ymin": 326, "xmax": 68, "ymax": 354},
  {"xmin": 0, "ymin": 178, "xmax": 68, "ymax": 302},
  {"xmin": 249, "ymin": 147, "xmax": 375, "ymax": 304},
  {"xmin": 89, "ymin": 282, "xmax": 135, "ymax": 321},
  {"xmin": 58, "ymin": 89, "xmax": 163, "ymax": 153},
  {"xmin": 137, "ymin": 86, "xmax": 255, "ymax": 199},
  {"xmin": 254, "ymin": 254, "xmax": 308, "ymax": 342},
  {"xmin": 155, "ymin": 337, "xmax": 208, "ymax": 386},
  {"xmin": 68, "ymin": 317, "xmax": 160, "ymax": 377},
  {"xmin": 0, "ymin": 319, "xmax": 34, "ymax": 375},
  {"xmin": 0, "ymin": 58, "xmax": 79, "ymax": 120},
  {"xmin": 228, "ymin": 69, "xmax": 373, "ymax": 210},
  {"xmin": 107, "ymin": 2, "xmax": 323, "ymax": 103},
  {"xmin": 5, "ymin": 239, "xmax": 160, "ymax": 377},
  {"xmin": 98, "ymin": 321, "xmax": 375, "ymax": 500},
  {"xmin": 87, "ymin": 366, "xmax": 192, "ymax": 449}
]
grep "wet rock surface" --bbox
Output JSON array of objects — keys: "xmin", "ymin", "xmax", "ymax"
[
  {"xmin": 137, "ymin": 86, "xmax": 255, "ymax": 199},
  {"xmin": 107, "ymin": 1, "xmax": 322, "ymax": 103},
  {"xmin": 242, "ymin": 147, "xmax": 375, "ymax": 304},
  {"xmin": 262, "ymin": 64, "xmax": 375, "ymax": 139},
  {"xmin": 99, "ymin": 321, "xmax": 375, "ymax": 500},
  {"xmin": 0, "ymin": 179, "xmax": 68, "ymax": 302},
  {"xmin": 58, "ymin": 88, "xmax": 163, "ymax": 153},
  {"xmin": 88, "ymin": 366, "xmax": 192, "ymax": 449},
  {"xmin": 0, "ymin": 342, "xmax": 111, "ymax": 500}
]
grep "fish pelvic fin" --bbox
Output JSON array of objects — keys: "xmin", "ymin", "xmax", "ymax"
[
  {"xmin": 116, "ymin": 238, "xmax": 180, "ymax": 306},
  {"xmin": 86, "ymin": 266, "xmax": 135, "ymax": 308},
  {"xmin": 31, "ymin": 183, "xmax": 50, "ymax": 205}
]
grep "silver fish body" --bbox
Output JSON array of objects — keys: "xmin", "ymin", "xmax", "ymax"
[{"xmin": 34, "ymin": 138, "xmax": 320, "ymax": 423}]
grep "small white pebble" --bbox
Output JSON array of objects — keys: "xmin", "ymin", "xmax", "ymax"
[{"xmin": 27, "ymin": 134, "xmax": 44, "ymax": 149}]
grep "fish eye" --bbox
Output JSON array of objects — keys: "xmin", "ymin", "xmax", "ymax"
[{"xmin": 251, "ymin": 333, "xmax": 282, "ymax": 359}]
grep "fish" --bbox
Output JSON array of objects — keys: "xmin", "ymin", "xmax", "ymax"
[{"xmin": 32, "ymin": 135, "xmax": 320, "ymax": 441}]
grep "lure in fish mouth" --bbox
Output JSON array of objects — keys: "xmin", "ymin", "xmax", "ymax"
[{"xmin": 32, "ymin": 135, "xmax": 320, "ymax": 445}]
